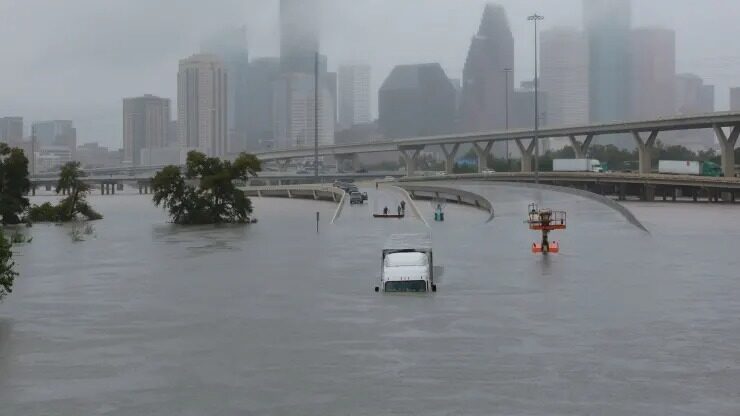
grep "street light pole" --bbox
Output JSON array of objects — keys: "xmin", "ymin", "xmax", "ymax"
[
  {"xmin": 504, "ymin": 68, "xmax": 512, "ymax": 172},
  {"xmin": 314, "ymin": 51, "xmax": 320, "ymax": 179},
  {"xmin": 528, "ymin": 13, "xmax": 544, "ymax": 184}
]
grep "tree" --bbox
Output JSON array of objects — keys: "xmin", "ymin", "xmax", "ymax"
[
  {"xmin": 152, "ymin": 151, "xmax": 262, "ymax": 225},
  {"xmin": 0, "ymin": 144, "xmax": 31, "ymax": 224},
  {"xmin": 0, "ymin": 229, "xmax": 17, "ymax": 301},
  {"xmin": 28, "ymin": 161, "xmax": 102, "ymax": 222}
]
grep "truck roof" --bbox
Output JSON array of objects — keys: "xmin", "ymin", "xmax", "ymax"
[{"xmin": 383, "ymin": 234, "xmax": 432, "ymax": 251}]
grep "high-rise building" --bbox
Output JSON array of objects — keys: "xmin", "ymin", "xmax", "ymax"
[
  {"xmin": 460, "ymin": 4, "xmax": 514, "ymax": 134},
  {"xmin": 673, "ymin": 73, "xmax": 715, "ymax": 149},
  {"xmin": 201, "ymin": 26, "xmax": 249, "ymax": 153},
  {"xmin": 273, "ymin": 73, "xmax": 335, "ymax": 148},
  {"xmin": 326, "ymin": 71, "xmax": 338, "ymax": 127},
  {"xmin": 123, "ymin": 94, "xmax": 171, "ymax": 166},
  {"xmin": 730, "ymin": 87, "xmax": 740, "ymax": 111},
  {"xmin": 675, "ymin": 74, "xmax": 714, "ymax": 115},
  {"xmin": 0, "ymin": 117, "xmax": 23, "ymax": 144},
  {"xmin": 338, "ymin": 65, "xmax": 371, "ymax": 130},
  {"xmin": 378, "ymin": 63, "xmax": 457, "ymax": 139},
  {"xmin": 630, "ymin": 28, "xmax": 676, "ymax": 120},
  {"xmin": 280, "ymin": 0, "xmax": 319, "ymax": 74},
  {"xmin": 246, "ymin": 57, "xmax": 281, "ymax": 151},
  {"xmin": 167, "ymin": 120, "xmax": 178, "ymax": 146},
  {"xmin": 540, "ymin": 27, "xmax": 589, "ymax": 128},
  {"xmin": 584, "ymin": 0, "xmax": 632, "ymax": 147},
  {"xmin": 177, "ymin": 54, "xmax": 228, "ymax": 157},
  {"xmin": 32, "ymin": 120, "xmax": 76, "ymax": 154}
]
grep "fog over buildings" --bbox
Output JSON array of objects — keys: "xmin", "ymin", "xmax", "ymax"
[{"xmin": 1, "ymin": 0, "xmax": 740, "ymax": 152}]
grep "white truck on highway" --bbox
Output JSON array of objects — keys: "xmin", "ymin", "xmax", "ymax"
[
  {"xmin": 658, "ymin": 160, "xmax": 722, "ymax": 177},
  {"xmin": 553, "ymin": 159, "xmax": 604, "ymax": 173},
  {"xmin": 376, "ymin": 234, "xmax": 436, "ymax": 293}
]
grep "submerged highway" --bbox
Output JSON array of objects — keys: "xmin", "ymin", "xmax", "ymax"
[{"xmin": 1, "ymin": 183, "xmax": 739, "ymax": 415}]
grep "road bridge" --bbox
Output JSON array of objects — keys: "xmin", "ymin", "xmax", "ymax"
[
  {"xmin": 254, "ymin": 112, "xmax": 740, "ymax": 178},
  {"xmin": 395, "ymin": 172, "xmax": 740, "ymax": 202}
]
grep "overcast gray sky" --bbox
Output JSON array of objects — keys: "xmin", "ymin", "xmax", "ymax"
[{"xmin": 1, "ymin": 0, "xmax": 739, "ymax": 148}]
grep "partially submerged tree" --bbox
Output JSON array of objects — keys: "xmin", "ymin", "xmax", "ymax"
[
  {"xmin": 0, "ymin": 144, "xmax": 31, "ymax": 224},
  {"xmin": 28, "ymin": 162, "xmax": 102, "ymax": 222},
  {"xmin": 0, "ymin": 229, "xmax": 17, "ymax": 301},
  {"xmin": 152, "ymin": 151, "xmax": 261, "ymax": 225}
]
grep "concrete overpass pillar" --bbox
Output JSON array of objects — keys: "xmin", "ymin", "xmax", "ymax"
[
  {"xmin": 101, "ymin": 183, "xmax": 105, "ymax": 195},
  {"xmin": 440, "ymin": 144, "xmax": 460, "ymax": 174},
  {"xmin": 568, "ymin": 134, "xmax": 595, "ymax": 159},
  {"xmin": 515, "ymin": 139, "xmax": 536, "ymax": 172},
  {"xmin": 399, "ymin": 146, "xmax": 424, "ymax": 176},
  {"xmin": 473, "ymin": 142, "xmax": 494, "ymax": 173},
  {"xmin": 632, "ymin": 130, "xmax": 659, "ymax": 175},
  {"xmin": 713, "ymin": 125, "xmax": 740, "ymax": 178}
]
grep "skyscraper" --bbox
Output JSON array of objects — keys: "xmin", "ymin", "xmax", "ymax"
[
  {"xmin": 731, "ymin": 87, "xmax": 740, "ymax": 111},
  {"xmin": 280, "ymin": 0, "xmax": 319, "ymax": 74},
  {"xmin": 273, "ymin": 73, "xmax": 335, "ymax": 148},
  {"xmin": 32, "ymin": 120, "xmax": 75, "ymax": 148},
  {"xmin": 274, "ymin": 0, "xmax": 335, "ymax": 150},
  {"xmin": 123, "ymin": 95, "xmax": 171, "ymax": 166},
  {"xmin": 0, "ymin": 117, "xmax": 23, "ymax": 144},
  {"xmin": 540, "ymin": 27, "xmax": 589, "ymax": 128},
  {"xmin": 673, "ymin": 73, "xmax": 716, "ymax": 149},
  {"xmin": 630, "ymin": 28, "xmax": 676, "ymax": 120},
  {"xmin": 584, "ymin": 0, "xmax": 632, "ymax": 147},
  {"xmin": 379, "ymin": 63, "xmax": 456, "ymax": 139},
  {"xmin": 246, "ymin": 57, "xmax": 281, "ymax": 150},
  {"xmin": 338, "ymin": 65, "xmax": 371, "ymax": 130},
  {"xmin": 460, "ymin": 4, "xmax": 514, "ymax": 135},
  {"xmin": 201, "ymin": 27, "xmax": 249, "ymax": 153},
  {"xmin": 177, "ymin": 54, "xmax": 228, "ymax": 157}
]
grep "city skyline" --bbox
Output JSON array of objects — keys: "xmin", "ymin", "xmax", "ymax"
[{"xmin": 2, "ymin": 0, "xmax": 740, "ymax": 148}]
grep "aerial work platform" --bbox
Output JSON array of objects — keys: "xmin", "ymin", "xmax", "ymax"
[{"xmin": 526, "ymin": 203, "xmax": 567, "ymax": 254}]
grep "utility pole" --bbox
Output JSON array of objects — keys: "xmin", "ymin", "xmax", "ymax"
[
  {"xmin": 528, "ymin": 13, "xmax": 544, "ymax": 184},
  {"xmin": 504, "ymin": 68, "xmax": 513, "ymax": 172},
  {"xmin": 314, "ymin": 51, "xmax": 320, "ymax": 179}
]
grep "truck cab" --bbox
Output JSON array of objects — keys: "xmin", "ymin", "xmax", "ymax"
[{"xmin": 376, "ymin": 234, "xmax": 436, "ymax": 293}]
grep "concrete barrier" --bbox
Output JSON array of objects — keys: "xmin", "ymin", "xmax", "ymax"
[
  {"xmin": 241, "ymin": 185, "xmax": 344, "ymax": 203},
  {"xmin": 394, "ymin": 183, "xmax": 495, "ymax": 223},
  {"xmin": 480, "ymin": 182, "xmax": 649, "ymax": 233}
]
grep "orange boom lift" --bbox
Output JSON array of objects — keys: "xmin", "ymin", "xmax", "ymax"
[{"xmin": 526, "ymin": 203, "xmax": 567, "ymax": 254}]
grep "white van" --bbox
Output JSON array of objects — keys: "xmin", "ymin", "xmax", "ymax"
[{"xmin": 375, "ymin": 234, "xmax": 436, "ymax": 293}]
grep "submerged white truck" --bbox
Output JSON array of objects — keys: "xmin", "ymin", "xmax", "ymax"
[{"xmin": 376, "ymin": 234, "xmax": 436, "ymax": 293}]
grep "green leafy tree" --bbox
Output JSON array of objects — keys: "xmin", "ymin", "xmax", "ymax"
[
  {"xmin": 0, "ymin": 229, "xmax": 17, "ymax": 301},
  {"xmin": 28, "ymin": 161, "xmax": 102, "ymax": 222},
  {"xmin": 152, "ymin": 151, "xmax": 261, "ymax": 225},
  {"xmin": 0, "ymin": 144, "xmax": 31, "ymax": 224}
]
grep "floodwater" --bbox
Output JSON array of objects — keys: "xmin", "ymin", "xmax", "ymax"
[{"xmin": 0, "ymin": 184, "xmax": 739, "ymax": 415}]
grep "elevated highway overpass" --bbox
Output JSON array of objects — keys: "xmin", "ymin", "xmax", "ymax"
[{"xmin": 254, "ymin": 112, "xmax": 740, "ymax": 178}]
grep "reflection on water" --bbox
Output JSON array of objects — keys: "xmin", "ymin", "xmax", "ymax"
[{"xmin": 0, "ymin": 189, "xmax": 739, "ymax": 415}]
